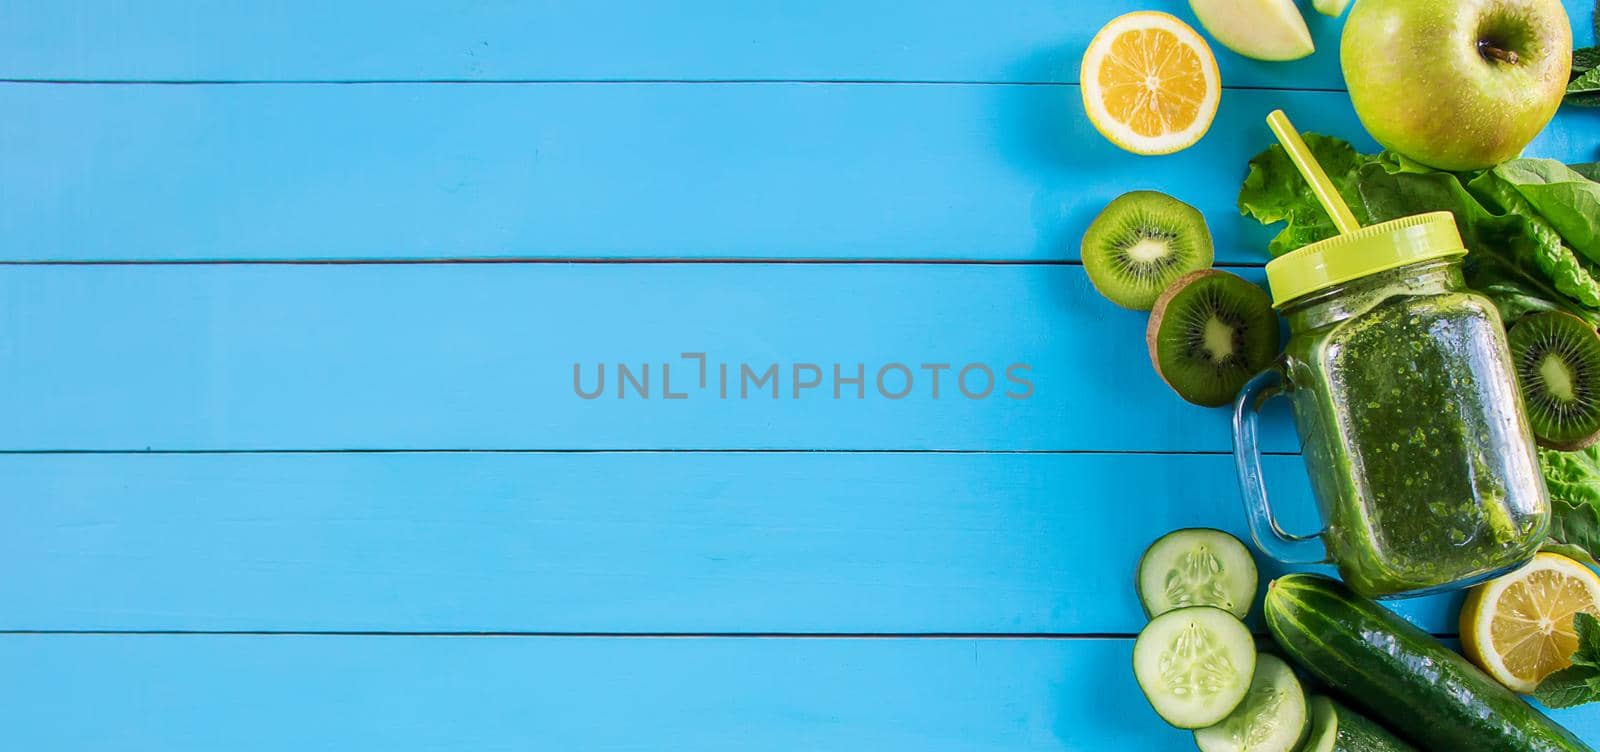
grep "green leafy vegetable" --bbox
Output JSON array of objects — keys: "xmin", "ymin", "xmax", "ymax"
[
  {"xmin": 1462, "ymin": 169, "xmax": 1600, "ymax": 314},
  {"xmin": 1237, "ymin": 135, "xmax": 1600, "ymax": 326},
  {"xmin": 1534, "ymin": 613, "xmax": 1600, "ymax": 708},
  {"xmin": 1575, "ymin": 2, "xmax": 1600, "ymax": 105},
  {"xmin": 1569, "ymin": 67, "xmax": 1600, "ymax": 107},
  {"xmin": 1238, "ymin": 134, "xmax": 1374, "ymax": 257},
  {"xmin": 1486, "ymin": 160, "xmax": 1600, "ymax": 260},
  {"xmin": 1540, "ymin": 448, "xmax": 1600, "ymax": 567},
  {"xmin": 1239, "ymin": 132, "xmax": 1600, "ymax": 567},
  {"xmin": 1578, "ymin": 46, "xmax": 1600, "ymax": 75},
  {"xmin": 1544, "ymin": 447, "xmax": 1600, "ymax": 506}
]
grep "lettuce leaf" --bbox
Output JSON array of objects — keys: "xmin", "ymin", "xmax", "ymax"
[
  {"xmin": 1238, "ymin": 135, "xmax": 1600, "ymax": 326},
  {"xmin": 1237, "ymin": 133, "xmax": 1375, "ymax": 257},
  {"xmin": 1541, "ymin": 448, "xmax": 1600, "ymax": 567}
]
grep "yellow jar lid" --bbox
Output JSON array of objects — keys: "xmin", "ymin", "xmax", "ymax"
[{"xmin": 1263, "ymin": 211, "xmax": 1466, "ymax": 307}]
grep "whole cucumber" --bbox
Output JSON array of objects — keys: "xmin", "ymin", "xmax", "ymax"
[{"xmin": 1264, "ymin": 574, "xmax": 1593, "ymax": 752}]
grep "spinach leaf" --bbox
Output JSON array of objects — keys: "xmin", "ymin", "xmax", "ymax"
[
  {"xmin": 1488, "ymin": 160, "xmax": 1600, "ymax": 260},
  {"xmin": 1238, "ymin": 135, "xmax": 1600, "ymax": 324}
]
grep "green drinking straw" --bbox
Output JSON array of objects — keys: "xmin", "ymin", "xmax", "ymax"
[{"xmin": 1266, "ymin": 109, "xmax": 1362, "ymax": 235}]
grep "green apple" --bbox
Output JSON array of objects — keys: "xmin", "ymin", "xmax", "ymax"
[
  {"xmin": 1342, "ymin": 0, "xmax": 1572, "ymax": 171},
  {"xmin": 1189, "ymin": 0, "xmax": 1315, "ymax": 61},
  {"xmin": 1314, "ymin": 0, "xmax": 1351, "ymax": 17}
]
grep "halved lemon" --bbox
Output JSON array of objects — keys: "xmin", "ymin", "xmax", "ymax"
[
  {"xmin": 1461, "ymin": 552, "xmax": 1600, "ymax": 693},
  {"xmin": 1080, "ymin": 12, "xmax": 1221, "ymax": 156}
]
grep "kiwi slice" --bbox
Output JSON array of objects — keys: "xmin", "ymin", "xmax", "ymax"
[
  {"xmin": 1508, "ymin": 311, "xmax": 1600, "ymax": 450},
  {"xmin": 1082, "ymin": 191, "xmax": 1215, "ymax": 310},
  {"xmin": 1147, "ymin": 270, "xmax": 1279, "ymax": 407}
]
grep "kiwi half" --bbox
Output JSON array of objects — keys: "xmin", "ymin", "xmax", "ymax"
[
  {"xmin": 1508, "ymin": 311, "xmax": 1600, "ymax": 450},
  {"xmin": 1147, "ymin": 270, "xmax": 1279, "ymax": 407},
  {"xmin": 1082, "ymin": 191, "xmax": 1215, "ymax": 310}
]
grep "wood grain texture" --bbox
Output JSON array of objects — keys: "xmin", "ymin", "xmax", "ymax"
[
  {"xmin": 0, "ymin": 263, "xmax": 1303, "ymax": 452},
  {"xmin": 1, "ymin": 451, "xmax": 1475, "ymax": 635},
  {"xmin": 4, "ymin": 1, "xmax": 1593, "ymax": 87},
  {"xmin": 9, "ymin": 0, "xmax": 1600, "ymax": 743},
  {"xmin": 4, "ymin": 82, "xmax": 1595, "ymax": 262},
  {"xmin": 7, "ymin": 634, "xmax": 1595, "ymax": 751},
  {"xmin": 0, "ymin": 0, "xmax": 1350, "ymax": 87}
]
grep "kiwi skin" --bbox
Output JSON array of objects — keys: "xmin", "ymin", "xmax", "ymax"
[
  {"xmin": 1082, "ymin": 190, "xmax": 1214, "ymax": 311},
  {"xmin": 1147, "ymin": 270, "xmax": 1279, "ymax": 407},
  {"xmin": 1508, "ymin": 311, "xmax": 1600, "ymax": 451},
  {"xmin": 1147, "ymin": 270, "xmax": 1213, "ymax": 397}
]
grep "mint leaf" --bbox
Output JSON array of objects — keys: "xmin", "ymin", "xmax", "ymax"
[
  {"xmin": 1577, "ymin": 47, "xmax": 1600, "ymax": 76},
  {"xmin": 1533, "ymin": 615, "xmax": 1600, "ymax": 708},
  {"xmin": 1535, "ymin": 666, "xmax": 1600, "ymax": 708},
  {"xmin": 1572, "ymin": 67, "xmax": 1600, "ymax": 94},
  {"xmin": 1570, "ymin": 68, "xmax": 1600, "ymax": 107},
  {"xmin": 1572, "ymin": 613, "xmax": 1600, "ymax": 669}
]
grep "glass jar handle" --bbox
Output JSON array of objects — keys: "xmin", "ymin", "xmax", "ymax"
[{"xmin": 1232, "ymin": 363, "xmax": 1328, "ymax": 565}]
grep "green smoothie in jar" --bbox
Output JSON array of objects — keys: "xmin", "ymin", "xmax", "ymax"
[
  {"xmin": 1280, "ymin": 255, "xmax": 1547, "ymax": 595},
  {"xmin": 1236, "ymin": 211, "xmax": 1550, "ymax": 598}
]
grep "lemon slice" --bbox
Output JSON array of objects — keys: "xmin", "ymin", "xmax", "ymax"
[
  {"xmin": 1461, "ymin": 552, "xmax": 1600, "ymax": 693},
  {"xmin": 1080, "ymin": 12, "xmax": 1221, "ymax": 156}
]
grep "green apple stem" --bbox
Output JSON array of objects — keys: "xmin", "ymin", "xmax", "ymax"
[{"xmin": 1478, "ymin": 40, "xmax": 1520, "ymax": 66}]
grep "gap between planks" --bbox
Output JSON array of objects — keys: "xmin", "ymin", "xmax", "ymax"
[
  {"xmin": 0, "ymin": 448, "xmax": 1298, "ymax": 456},
  {"xmin": 0, "ymin": 78, "xmax": 1347, "ymax": 92},
  {"xmin": 0, "ymin": 259, "xmax": 1269, "ymax": 268},
  {"xmin": 0, "ymin": 630, "xmax": 1456, "ymax": 639}
]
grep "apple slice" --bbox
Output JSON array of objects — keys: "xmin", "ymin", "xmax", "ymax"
[
  {"xmin": 1313, "ymin": 0, "xmax": 1352, "ymax": 16},
  {"xmin": 1188, "ymin": 0, "xmax": 1315, "ymax": 61}
]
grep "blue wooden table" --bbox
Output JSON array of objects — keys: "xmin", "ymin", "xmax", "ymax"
[{"xmin": 3, "ymin": 2, "xmax": 1599, "ymax": 749}]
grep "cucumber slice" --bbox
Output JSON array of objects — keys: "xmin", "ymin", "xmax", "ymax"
[
  {"xmin": 1303, "ymin": 696, "xmax": 1419, "ymax": 752},
  {"xmin": 1136, "ymin": 528, "xmax": 1258, "ymax": 619},
  {"xmin": 1193, "ymin": 654, "xmax": 1309, "ymax": 752},
  {"xmin": 1303, "ymin": 696, "xmax": 1339, "ymax": 752},
  {"xmin": 1133, "ymin": 606, "xmax": 1256, "ymax": 729}
]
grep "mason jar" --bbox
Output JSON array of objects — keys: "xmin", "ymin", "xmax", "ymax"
[{"xmin": 1233, "ymin": 212, "xmax": 1549, "ymax": 598}]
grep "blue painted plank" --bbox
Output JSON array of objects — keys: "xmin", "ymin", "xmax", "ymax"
[
  {"xmin": 5, "ymin": 1, "xmax": 1594, "ymax": 88},
  {"xmin": 3, "ymin": 634, "xmax": 1596, "ymax": 750},
  {"xmin": 0, "ymin": 451, "xmax": 1469, "ymax": 635},
  {"xmin": 0, "ymin": 0, "xmax": 1349, "ymax": 88},
  {"xmin": 4, "ymin": 82, "xmax": 1595, "ymax": 262},
  {"xmin": 0, "ymin": 263, "xmax": 1299, "ymax": 452}
]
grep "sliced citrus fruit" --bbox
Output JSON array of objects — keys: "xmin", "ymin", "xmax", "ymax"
[
  {"xmin": 1461, "ymin": 552, "xmax": 1600, "ymax": 693},
  {"xmin": 1080, "ymin": 11, "xmax": 1221, "ymax": 156}
]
